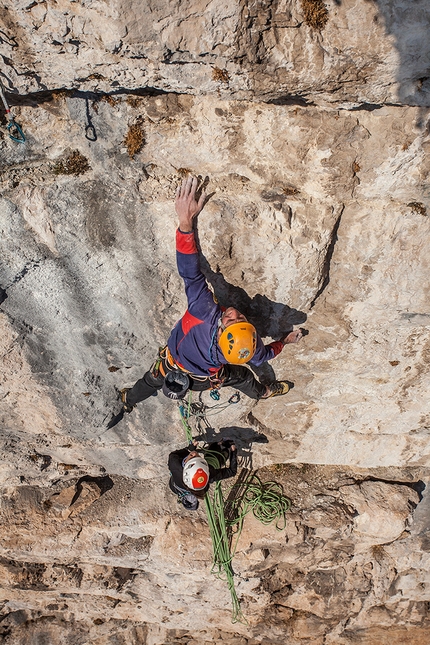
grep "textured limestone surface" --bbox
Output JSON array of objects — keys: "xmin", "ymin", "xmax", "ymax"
[
  {"xmin": 1, "ymin": 0, "xmax": 430, "ymax": 107},
  {"xmin": 1, "ymin": 1, "xmax": 430, "ymax": 644}
]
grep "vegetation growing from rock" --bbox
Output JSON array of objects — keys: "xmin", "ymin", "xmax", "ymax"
[
  {"xmin": 53, "ymin": 150, "xmax": 90, "ymax": 176},
  {"xmin": 124, "ymin": 123, "xmax": 145, "ymax": 158},
  {"xmin": 300, "ymin": 0, "xmax": 329, "ymax": 30}
]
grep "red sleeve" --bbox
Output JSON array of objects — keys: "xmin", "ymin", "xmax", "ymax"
[
  {"xmin": 267, "ymin": 340, "xmax": 284, "ymax": 357},
  {"xmin": 176, "ymin": 229, "xmax": 198, "ymax": 254}
]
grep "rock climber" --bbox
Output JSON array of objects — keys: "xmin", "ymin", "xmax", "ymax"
[
  {"xmin": 168, "ymin": 439, "xmax": 237, "ymax": 510},
  {"xmin": 120, "ymin": 176, "xmax": 303, "ymax": 414}
]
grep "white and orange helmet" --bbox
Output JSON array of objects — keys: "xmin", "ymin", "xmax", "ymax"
[{"xmin": 183, "ymin": 457, "xmax": 210, "ymax": 491}]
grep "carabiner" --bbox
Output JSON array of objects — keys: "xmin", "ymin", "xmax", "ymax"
[{"xmin": 7, "ymin": 118, "xmax": 25, "ymax": 143}]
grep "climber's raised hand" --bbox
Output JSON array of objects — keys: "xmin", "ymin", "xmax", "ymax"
[{"xmin": 175, "ymin": 176, "xmax": 206, "ymax": 232}]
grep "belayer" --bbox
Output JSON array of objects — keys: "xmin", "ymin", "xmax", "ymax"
[
  {"xmin": 168, "ymin": 439, "xmax": 237, "ymax": 510},
  {"xmin": 120, "ymin": 176, "xmax": 303, "ymax": 414}
]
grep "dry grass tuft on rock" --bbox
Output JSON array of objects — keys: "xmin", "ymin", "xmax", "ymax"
[
  {"xmin": 283, "ymin": 186, "xmax": 300, "ymax": 196},
  {"xmin": 176, "ymin": 167, "xmax": 192, "ymax": 177},
  {"xmin": 407, "ymin": 201, "xmax": 427, "ymax": 216},
  {"xmin": 126, "ymin": 95, "xmax": 144, "ymax": 108},
  {"xmin": 212, "ymin": 67, "xmax": 230, "ymax": 83},
  {"xmin": 53, "ymin": 150, "xmax": 90, "ymax": 176},
  {"xmin": 51, "ymin": 89, "xmax": 73, "ymax": 102},
  {"xmin": 300, "ymin": 0, "xmax": 329, "ymax": 30},
  {"xmin": 101, "ymin": 94, "xmax": 121, "ymax": 107},
  {"xmin": 124, "ymin": 124, "xmax": 145, "ymax": 158}
]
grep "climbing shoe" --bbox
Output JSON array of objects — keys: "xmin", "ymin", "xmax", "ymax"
[
  {"xmin": 120, "ymin": 388, "xmax": 134, "ymax": 413},
  {"xmin": 264, "ymin": 380, "xmax": 294, "ymax": 398}
]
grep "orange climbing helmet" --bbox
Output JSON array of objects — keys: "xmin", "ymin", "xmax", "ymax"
[
  {"xmin": 218, "ymin": 322, "xmax": 257, "ymax": 364},
  {"xmin": 183, "ymin": 457, "xmax": 210, "ymax": 490}
]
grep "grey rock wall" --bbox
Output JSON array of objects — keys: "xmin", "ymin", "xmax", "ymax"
[{"xmin": 0, "ymin": 1, "xmax": 429, "ymax": 643}]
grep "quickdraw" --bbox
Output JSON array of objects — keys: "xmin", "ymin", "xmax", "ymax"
[{"xmin": 0, "ymin": 80, "xmax": 25, "ymax": 143}]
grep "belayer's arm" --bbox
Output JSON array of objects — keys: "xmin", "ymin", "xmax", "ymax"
[
  {"xmin": 168, "ymin": 448, "xmax": 190, "ymax": 485},
  {"xmin": 209, "ymin": 448, "xmax": 238, "ymax": 483}
]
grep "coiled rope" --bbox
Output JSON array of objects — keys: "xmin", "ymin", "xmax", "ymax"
[
  {"xmin": 238, "ymin": 478, "xmax": 291, "ymax": 530},
  {"xmin": 178, "ymin": 392, "xmax": 291, "ymax": 623}
]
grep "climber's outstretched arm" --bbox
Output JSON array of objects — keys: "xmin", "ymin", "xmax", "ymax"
[{"xmin": 174, "ymin": 177, "xmax": 217, "ymax": 321}]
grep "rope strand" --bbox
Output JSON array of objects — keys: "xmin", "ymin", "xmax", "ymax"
[{"xmin": 177, "ymin": 391, "xmax": 291, "ymax": 624}]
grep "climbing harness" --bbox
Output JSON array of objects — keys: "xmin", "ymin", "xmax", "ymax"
[
  {"xmin": 165, "ymin": 345, "xmax": 226, "ymax": 394},
  {"xmin": 0, "ymin": 80, "xmax": 25, "ymax": 143},
  {"xmin": 177, "ymin": 391, "xmax": 291, "ymax": 624},
  {"xmin": 151, "ymin": 346, "xmax": 227, "ymax": 405}
]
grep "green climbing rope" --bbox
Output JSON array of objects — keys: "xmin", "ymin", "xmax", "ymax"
[
  {"xmin": 177, "ymin": 392, "xmax": 291, "ymax": 624},
  {"xmin": 238, "ymin": 477, "xmax": 291, "ymax": 530},
  {"xmin": 178, "ymin": 392, "xmax": 194, "ymax": 443},
  {"xmin": 179, "ymin": 397, "xmax": 245, "ymax": 621},
  {"xmin": 203, "ymin": 449, "xmax": 245, "ymax": 623}
]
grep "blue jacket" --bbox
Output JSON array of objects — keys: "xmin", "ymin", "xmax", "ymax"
[{"xmin": 167, "ymin": 229, "xmax": 283, "ymax": 377}]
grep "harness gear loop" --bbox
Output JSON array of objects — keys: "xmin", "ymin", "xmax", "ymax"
[
  {"xmin": 150, "ymin": 346, "xmax": 168, "ymax": 378},
  {"xmin": 0, "ymin": 80, "xmax": 26, "ymax": 143}
]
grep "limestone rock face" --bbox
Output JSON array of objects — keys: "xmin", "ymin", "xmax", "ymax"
[
  {"xmin": 0, "ymin": 1, "xmax": 430, "ymax": 643},
  {"xmin": 1, "ymin": 0, "xmax": 430, "ymax": 106}
]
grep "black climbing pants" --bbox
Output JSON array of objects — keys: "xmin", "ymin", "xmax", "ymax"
[{"xmin": 126, "ymin": 358, "xmax": 267, "ymax": 407}]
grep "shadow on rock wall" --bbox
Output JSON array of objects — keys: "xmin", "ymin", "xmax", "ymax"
[
  {"xmin": 187, "ymin": 416, "xmax": 269, "ymax": 470},
  {"xmin": 195, "ymin": 222, "xmax": 307, "ymax": 383},
  {"xmin": 374, "ymin": 0, "xmax": 430, "ymax": 109},
  {"xmin": 372, "ymin": 0, "xmax": 430, "ymax": 210},
  {"xmin": 196, "ymin": 232, "xmax": 307, "ymax": 339}
]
